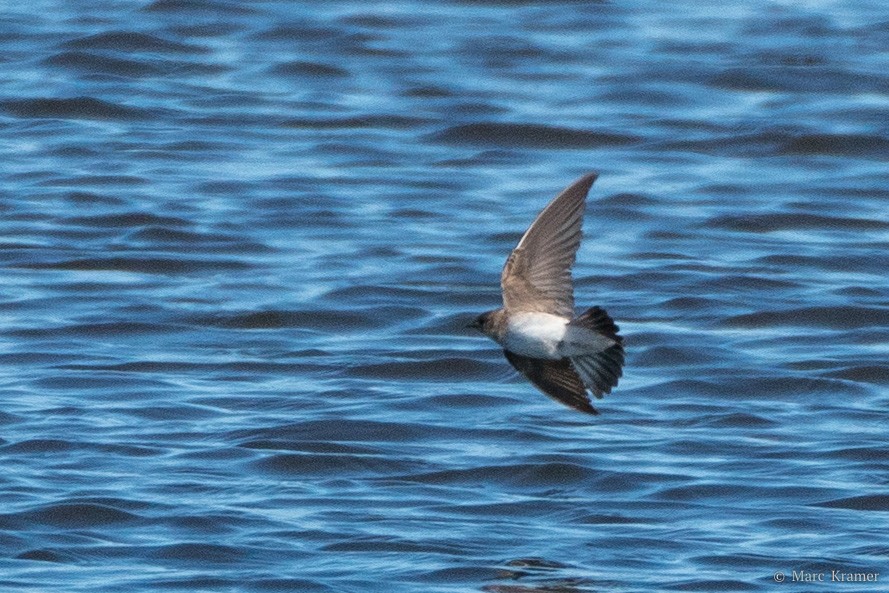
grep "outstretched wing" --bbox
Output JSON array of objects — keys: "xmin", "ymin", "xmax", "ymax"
[
  {"xmin": 503, "ymin": 350, "xmax": 598, "ymax": 415},
  {"xmin": 500, "ymin": 173, "xmax": 596, "ymax": 318}
]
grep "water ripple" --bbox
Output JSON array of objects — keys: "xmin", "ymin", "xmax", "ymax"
[{"xmin": 1, "ymin": 1, "xmax": 887, "ymax": 592}]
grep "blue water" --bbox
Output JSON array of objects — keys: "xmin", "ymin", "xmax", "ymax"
[{"xmin": 2, "ymin": 1, "xmax": 888, "ymax": 591}]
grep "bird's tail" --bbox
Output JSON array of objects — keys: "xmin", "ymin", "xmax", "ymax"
[
  {"xmin": 568, "ymin": 306, "xmax": 624, "ymax": 398},
  {"xmin": 569, "ymin": 306, "xmax": 622, "ymax": 343}
]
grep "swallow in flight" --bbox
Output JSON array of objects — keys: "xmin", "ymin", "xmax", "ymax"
[{"xmin": 469, "ymin": 173, "xmax": 624, "ymax": 415}]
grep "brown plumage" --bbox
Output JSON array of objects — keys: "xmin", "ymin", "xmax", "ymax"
[{"xmin": 469, "ymin": 173, "xmax": 624, "ymax": 415}]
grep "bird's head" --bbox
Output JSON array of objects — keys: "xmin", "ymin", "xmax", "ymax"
[{"xmin": 467, "ymin": 310, "xmax": 498, "ymax": 337}]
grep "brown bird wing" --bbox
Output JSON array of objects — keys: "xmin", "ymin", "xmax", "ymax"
[
  {"xmin": 503, "ymin": 350, "xmax": 598, "ymax": 415},
  {"xmin": 500, "ymin": 173, "xmax": 596, "ymax": 318}
]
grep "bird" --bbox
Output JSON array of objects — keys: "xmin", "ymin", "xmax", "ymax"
[{"xmin": 468, "ymin": 173, "xmax": 624, "ymax": 415}]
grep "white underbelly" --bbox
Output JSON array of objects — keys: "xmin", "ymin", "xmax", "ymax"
[{"xmin": 502, "ymin": 312, "xmax": 568, "ymax": 359}]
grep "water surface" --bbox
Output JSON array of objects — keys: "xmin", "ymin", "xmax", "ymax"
[{"xmin": 1, "ymin": 1, "xmax": 888, "ymax": 591}]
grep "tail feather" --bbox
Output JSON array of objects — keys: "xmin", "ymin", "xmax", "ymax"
[
  {"xmin": 570, "ymin": 343, "xmax": 624, "ymax": 398},
  {"xmin": 568, "ymin": 306, "xmax": 624, "ymax": 398},
  {"xmin": 570, "ymin": 306, "xmax": 622, "ymax": 342}
]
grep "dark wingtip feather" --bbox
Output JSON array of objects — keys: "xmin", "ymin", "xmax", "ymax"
[
  {"xmin": 576, "ymin": 401, "xmax": 600, "ymax": 415},
  {"xmin": 568, "ymin": 172, "xmax": 598, "ymax": 196},
  {"xmin": 503, "ymin": 350, "xmax": 600, "ymax": 416}
]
